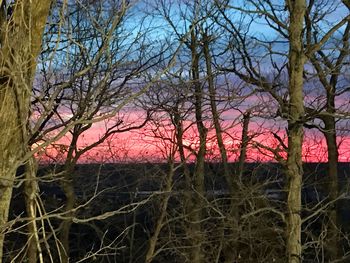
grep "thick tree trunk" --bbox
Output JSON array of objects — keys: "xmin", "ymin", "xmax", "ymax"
[
  {"xmin": 0, "ymin": 2, "xmax": 51, "ymax": 261},
  {"xmin": 286, "ymin": 129, "xmax": 303, "ymax": 263},
  {"xmin": 0, "ymin": 83, "xmax": 23, "ymax": 261},
  {"xmin": 286, "ymin": 1, "xmax": 306, "ymax": 262}
]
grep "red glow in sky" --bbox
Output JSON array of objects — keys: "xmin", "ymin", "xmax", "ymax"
[{"xmin": 35, "ymin": 111, "xmax": 350, "ymax": 164}]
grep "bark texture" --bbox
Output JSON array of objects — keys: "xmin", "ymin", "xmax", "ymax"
[
  {"xmin": 0, "ymin": 1, "xmax": 51, "ymax": 261},
  {"xmin": 286, "ymin": 1, "xmax": 306, "ymax": 262}
]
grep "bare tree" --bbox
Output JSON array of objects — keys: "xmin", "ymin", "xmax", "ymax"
[
  {"xmin": 23, "ymin": 1, "xmax": 164, "ymax": 261},
  {"xmin": 212, "ymin": 0, "xmax": 350, "ymax": 261},
  {"xmin": 304, "ymin": 3, "xmax": 350, "ymax": 258},
  {"xmin": 0, "ymin": 0, "xmax": 172, "ymax": 261}
]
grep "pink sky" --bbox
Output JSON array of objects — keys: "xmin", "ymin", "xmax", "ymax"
[{"xmin": 35, "ymin": 110, "xmax": 350, "ymax": 164}]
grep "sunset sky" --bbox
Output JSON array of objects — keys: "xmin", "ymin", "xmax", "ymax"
[
  {"xmin": 32, "ymin": 0, "xmax": 350, "ymax": 165},
  {"xmin": 36, "ymin": 107, "xmax": 350, "ymax": 163}
]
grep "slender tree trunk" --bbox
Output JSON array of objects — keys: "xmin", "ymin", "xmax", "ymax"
[
  {"xmin": 172, "ymin": 103, "xmax": 191, "ymax": 191},
  {"xmin": 172, "ymin": 105, "xmax": 198, "ymax": 261},
  {"xmin": 324, "ymin": 115, "xmax": 339, "ymax": 260},
  {"xmin": 145, "ymin": 161, "xmax": 174, "ymax": 263},
  {"xmin": 187, "ymin": 25, "xmax": 207, "ymax": 263},
  {"xmin": 58, "ymin": 128, "xmax": 81, "ymax": 263},
  {"xmin": 59, "ymin": 167, "xmax": 76, "ymax": 263},
  {"xmin": 0, "ymin": 2, "xmax": 51, "ymax": 261},
  {"xmin": 237, "ymin": 111, "xmax": 250, "ymax": 179},
  {"xmin": 24, "ymin": 156, "xmax": 43, "ymax": 263},
  {"xmin": 324, "ymin": 66, "xmax": 341, "ymax": 260},
  {"xmin": 286, "ymin": 1, "xmax": 306, "ymax": 262},
  {"xmin": 202, "ymin": 31, "xmax": 230, "ymax": 180},
  {"xmin": 308, "ymin": 19, "xmax": 349, "ymax": 260},
  {"xmin": 202, "ymin": 30, "xmax": 240, "ymax": 262}
]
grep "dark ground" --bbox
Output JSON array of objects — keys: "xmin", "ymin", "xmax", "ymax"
[{"xmin": 5, "ymin": 162, "xmax": 350, "ymax": 262}]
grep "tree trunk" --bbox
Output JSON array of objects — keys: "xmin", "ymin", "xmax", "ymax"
[
  {"xmin": 237, "ymin": 111, "xmax": 250, "ymax": 179},
  {"xmin": 172, "ymin": 104, "xmax": 198, "ymax": 261},
  {"xmin": 173, "ymin": 104, "xmax": 192, "ymax": 192},
  {"xmin": 24, "ymin": 156, "xmax": 43, "ymax": 263},
  {"xmin": 286, "ymin": 1, "xmax": 306, "ymax": 262},
  {"xmin": 202, "ymin": 31, "xmax": 230, "ymax": 181},
  {"xmin": 59, "ymin": 168, "xmax": 76, "ymax": 263},
  {"xmin": 324, "ymin": 115, "xmax": 339, "ymax": 260},
  {"xmin": 202, "ymin": 30, "xmax": 240, "ymax": 262},
  {"xmin": 0, "ymin": 2, "xmax": 51, "ymax": 261},
  {"xmin": 58, "ymin": 127, "xmax": 81, "ymax": 263},
  {"xmin": 323, "ymin": 59, "xmax": 341, "ymax": 260},
  {"xmin": 0, "ymin": 82, "xmax": 23, "ymax": 261},
  {"xmin": 145, "ymin": 162, "xmax": 174, "ymax": 263},
  {"xmin": 308, "ymin": 19, "xmax": 349, "ymax": 261},
  {"xmin": 187, "ymin": 25, "xmax": 207, "ymax": 263}
]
